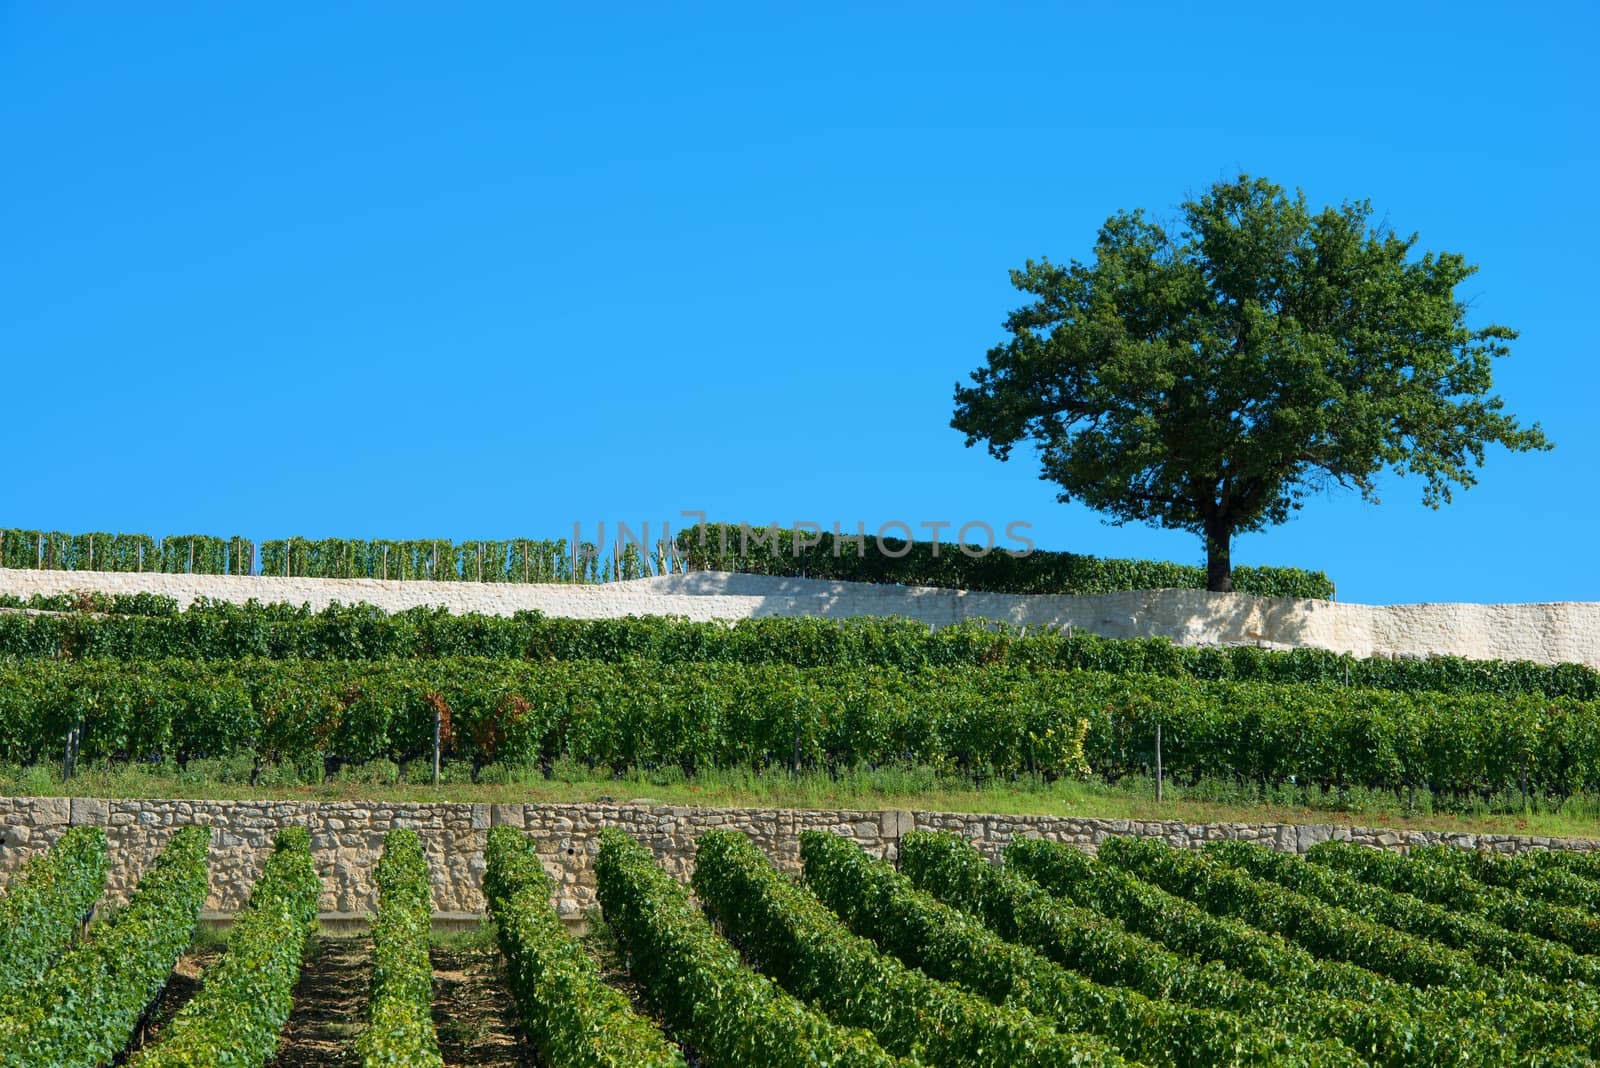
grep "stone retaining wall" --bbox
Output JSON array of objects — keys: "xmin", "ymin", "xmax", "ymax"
[{"xmin": 1, "ymin": 796, "xmax": 1594, "ymax": 921}]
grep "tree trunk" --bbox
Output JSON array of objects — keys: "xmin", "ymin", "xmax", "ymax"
[{"xmin": 1205, "ymin": 524, "xmax": 1233, "ymax": 593}]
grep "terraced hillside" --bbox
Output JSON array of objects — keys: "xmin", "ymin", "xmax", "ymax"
[{"xmin": 4, "ymin": 823, "xmax": 1600, "ymax": 1066}]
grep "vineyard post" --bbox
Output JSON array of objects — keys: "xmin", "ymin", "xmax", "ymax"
[
  {"xmin": 63, "ymin": 720, "xmax": 82, "ymax": 783},
  {"xmin": 433, "ymin": 706, "xmax": 442, "ymax": 787},
  {"xmin": 189, "ymin": 538, "xmax": 195, "ymax": 574},
  {"xmin": 1154, "ymin": 721, "xmax": 1163, "ymax": 802}
]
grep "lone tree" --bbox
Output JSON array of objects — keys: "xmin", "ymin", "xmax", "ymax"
[{"xmin": 952, "ymin": 175, "xmax": 1550, "ymax": 592}]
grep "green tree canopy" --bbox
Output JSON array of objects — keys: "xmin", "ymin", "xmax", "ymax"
[{"xmin": 952, "ymin": 175, "xmax": 1551, "ymax": 592}]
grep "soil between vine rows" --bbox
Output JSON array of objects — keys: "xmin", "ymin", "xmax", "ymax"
[
  {"xmin": 430, "ymin": 942, "xmax": 538, "ymax": 1068},
  {"xmin": 269, "ymin": 937, "xmax": 370, "ymax": 1068},
  {"xmin": 135, "ymin": 934, "xmax": 578, "ymax": 1067}
]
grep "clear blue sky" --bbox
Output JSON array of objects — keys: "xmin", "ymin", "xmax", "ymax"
[{"xmin": 2, "ymin": 2, "xmax": 1594, "ymax": 605}]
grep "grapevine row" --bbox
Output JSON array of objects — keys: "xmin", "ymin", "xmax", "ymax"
[
  {"xmin": 797, "ymin": 829, "xmax": 1354, "ymax": 1067},
  {"xmin": 128, "ymin": 826, "xmax": 321, "ymax": 1067},
  {"xmin": 1409, "ymin": 844, "xmax": 1600, "ymax": 913},
  {"xmin": 1097, "ymin": 838, "xmax": 1598, "ymax": 1059},
  {"xmin": 1308, "ymin": 842, "xmax": 1600, "ymax": 957},
  {"xmin": 896, "ymin": 831, "xmax": 1502, "ymax": 1068},
  {"xmin": 1204, "ymin": 840, "xmax": 1600, "ymax": 986},
  {"xmin": 10, "ymin": 600, "xmax": 1600, "ymax": 701},
  {"xmin": 483, "ymin": 827, "xmax": 684, "ymax": 1067},
  {"xmin": 356, "ymin": 829, "xmax": 444, "ymax": 1068},
  {"xmin": 6, "ymin": 658, "xmax": 1600, "ymax": 800},
  {"xmin": 0, "ymin": 523, "xmax": 1329, "ymax": 595},
  {"xmin": 690, "ymin": 827, "xmax": 1127, "ymax": 1067},
  {"xmin": 0, "ymin": 826, "xmax": 210, "ymax": 1068},
  {"xmin": 0, "ymin": 826, "xmax": 107, "ymax": 999},
  {"xmin": 592, "ymin": 828, "xmax": 906, "ymax": 1067}
]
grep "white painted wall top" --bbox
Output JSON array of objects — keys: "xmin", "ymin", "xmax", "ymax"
[{"xmin": 4, "ymin": 566, "xmax": 1598, "ymax": 667}]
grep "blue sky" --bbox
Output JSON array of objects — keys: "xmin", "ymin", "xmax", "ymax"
[{"xmin": 2, "ymin": 2, "xmax": 1594, "ymax": 605}]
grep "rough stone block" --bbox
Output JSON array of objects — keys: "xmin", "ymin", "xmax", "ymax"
[
  {"xmin": 878, "ymin": 809, "xmax": 915, "ymax": 839},
  {"xmin": 70, "ymin": 797, "xmax": 110, "ymax": 825},
  {"xmin": 489, "ymin": 804, "xmax": 526, "ymax": 828},
  {"xmin": 31, "ymin": 797, "xmax": 71, "ymax": 826}
]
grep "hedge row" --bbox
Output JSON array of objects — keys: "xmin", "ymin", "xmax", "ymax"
[
  {"xmin": 10, "ymin": 601, "xmax": 1597, "ymax": 702},
  {"xmin": 592, "ymin": 828, "xmax": 906, "ymax": 1068},
  {"xmin": 0, "ymin": 826, "xmax": 210, "ymax": 1068},
  {"xmin": 690, "ymin": 828, "xmax": 1126, "ymax": 1068},
  {"xmin": 1205, "ymin": 840, "xmax": 1600, "ymax": 987},
  {"xmin": 897, "ymin": 832, "xmax": 1486, "ymax": 1068},
  {"xmin": 675, "ymin": 522, "xmax": 1335, "ymax": 598},
  {"xmin": 128, "ymin": 827, "xmax": 321, "ymax": 1068},
  {"xmin": 9, "ymin": 658, "xmax": 1600, "ymax": 800},
  {"xmin": 0, "ymin": 827, "xmax": 107, "ymax": 999},
  {"xmin": 798, "ymin": 830, "xmax": 1351, "ymax": 1068},
  {"xmin": 357, "ymin": 829, "xmax": 443, "ymax": 1068},
  {"xmin": 483, "ymin": 827, "xmax": 684, "ymax": 1068},
  {"xmin": 1308, "ymin": 842, "xmax": 1600, "ymax": 959},
  {"xmin": 1, "ymin": 529, "xmax": 252, "ymax": 574},
  {"xmin": 1020, "ymin": 837, "xmax": 1593, "ymax": 1061}
]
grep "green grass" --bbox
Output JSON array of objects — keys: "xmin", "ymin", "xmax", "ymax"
[
  {"xmin": 429, "ymin": 920, "xmax": 497, "ymax": 952},
  {"xmin": 186, "ymin": 925, "xmax": 233, "ymax": 952},
  {"xmin": 5, "ymin": 756, "xmax": 1600, "ymax": 839}
]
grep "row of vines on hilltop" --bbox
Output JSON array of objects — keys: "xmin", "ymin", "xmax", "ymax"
[
  {"xmin": 0, "ymin": 522, "xmax": 1331, "ymax": 596},
  {"xmin": 4, "ymin": 658, "xmax": 1600, "ymax": 798},
  {"xmin": 674, "ymin": 522, "xmax": 1335, "ymax": 598},
  {"xmin": 4, "ymin": 601, "xmax": 1596, "ymax": 698},
  {"xmin": 1, "ymin": 531, "xmax": 254, "ymax": 575},
  {"xmin": 0, "ymin": 529, "xmax": 641, "ymax": 582}
]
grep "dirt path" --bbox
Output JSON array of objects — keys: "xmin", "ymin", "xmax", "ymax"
[
  {"xmin": 431, "ymin": 943, "xmax": 538, "ymax": 1068},
  {"xmin": 269, "ymin": 937, "xmax": 371, "ymax": 1068},
  {"xmin": 127, "ymin": 946, "xmax": 223, "ymax": 1052}
]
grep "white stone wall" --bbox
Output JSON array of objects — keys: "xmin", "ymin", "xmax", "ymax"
[
  {"xmin": 5, "ymin": 566, "xmax": 1600, "ymax": 667},
  {"xmin": 0, "ymin": 796, "xmax": 1593, "ymax": 921}
]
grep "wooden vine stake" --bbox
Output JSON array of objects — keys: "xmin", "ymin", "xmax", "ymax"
[
  {"xmin": 432, "ymin": 705, "xmax": 442, "ymax": 787},
  {"xmin": 1154, "ymin": 721, "xmax": 1164, "ymax": 802}
]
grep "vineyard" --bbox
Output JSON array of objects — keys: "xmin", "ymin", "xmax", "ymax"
[
  {"xmin": 4, "ymin": 652, "xmax": 1600, "ymax": 806},
  {"xmin": 0, "ymin": 523, "xmax": 1334, "ymax": 597},
  {"xmin": 2, "ymin": 823, "xmax": 1599, "ymax": 1066}
]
